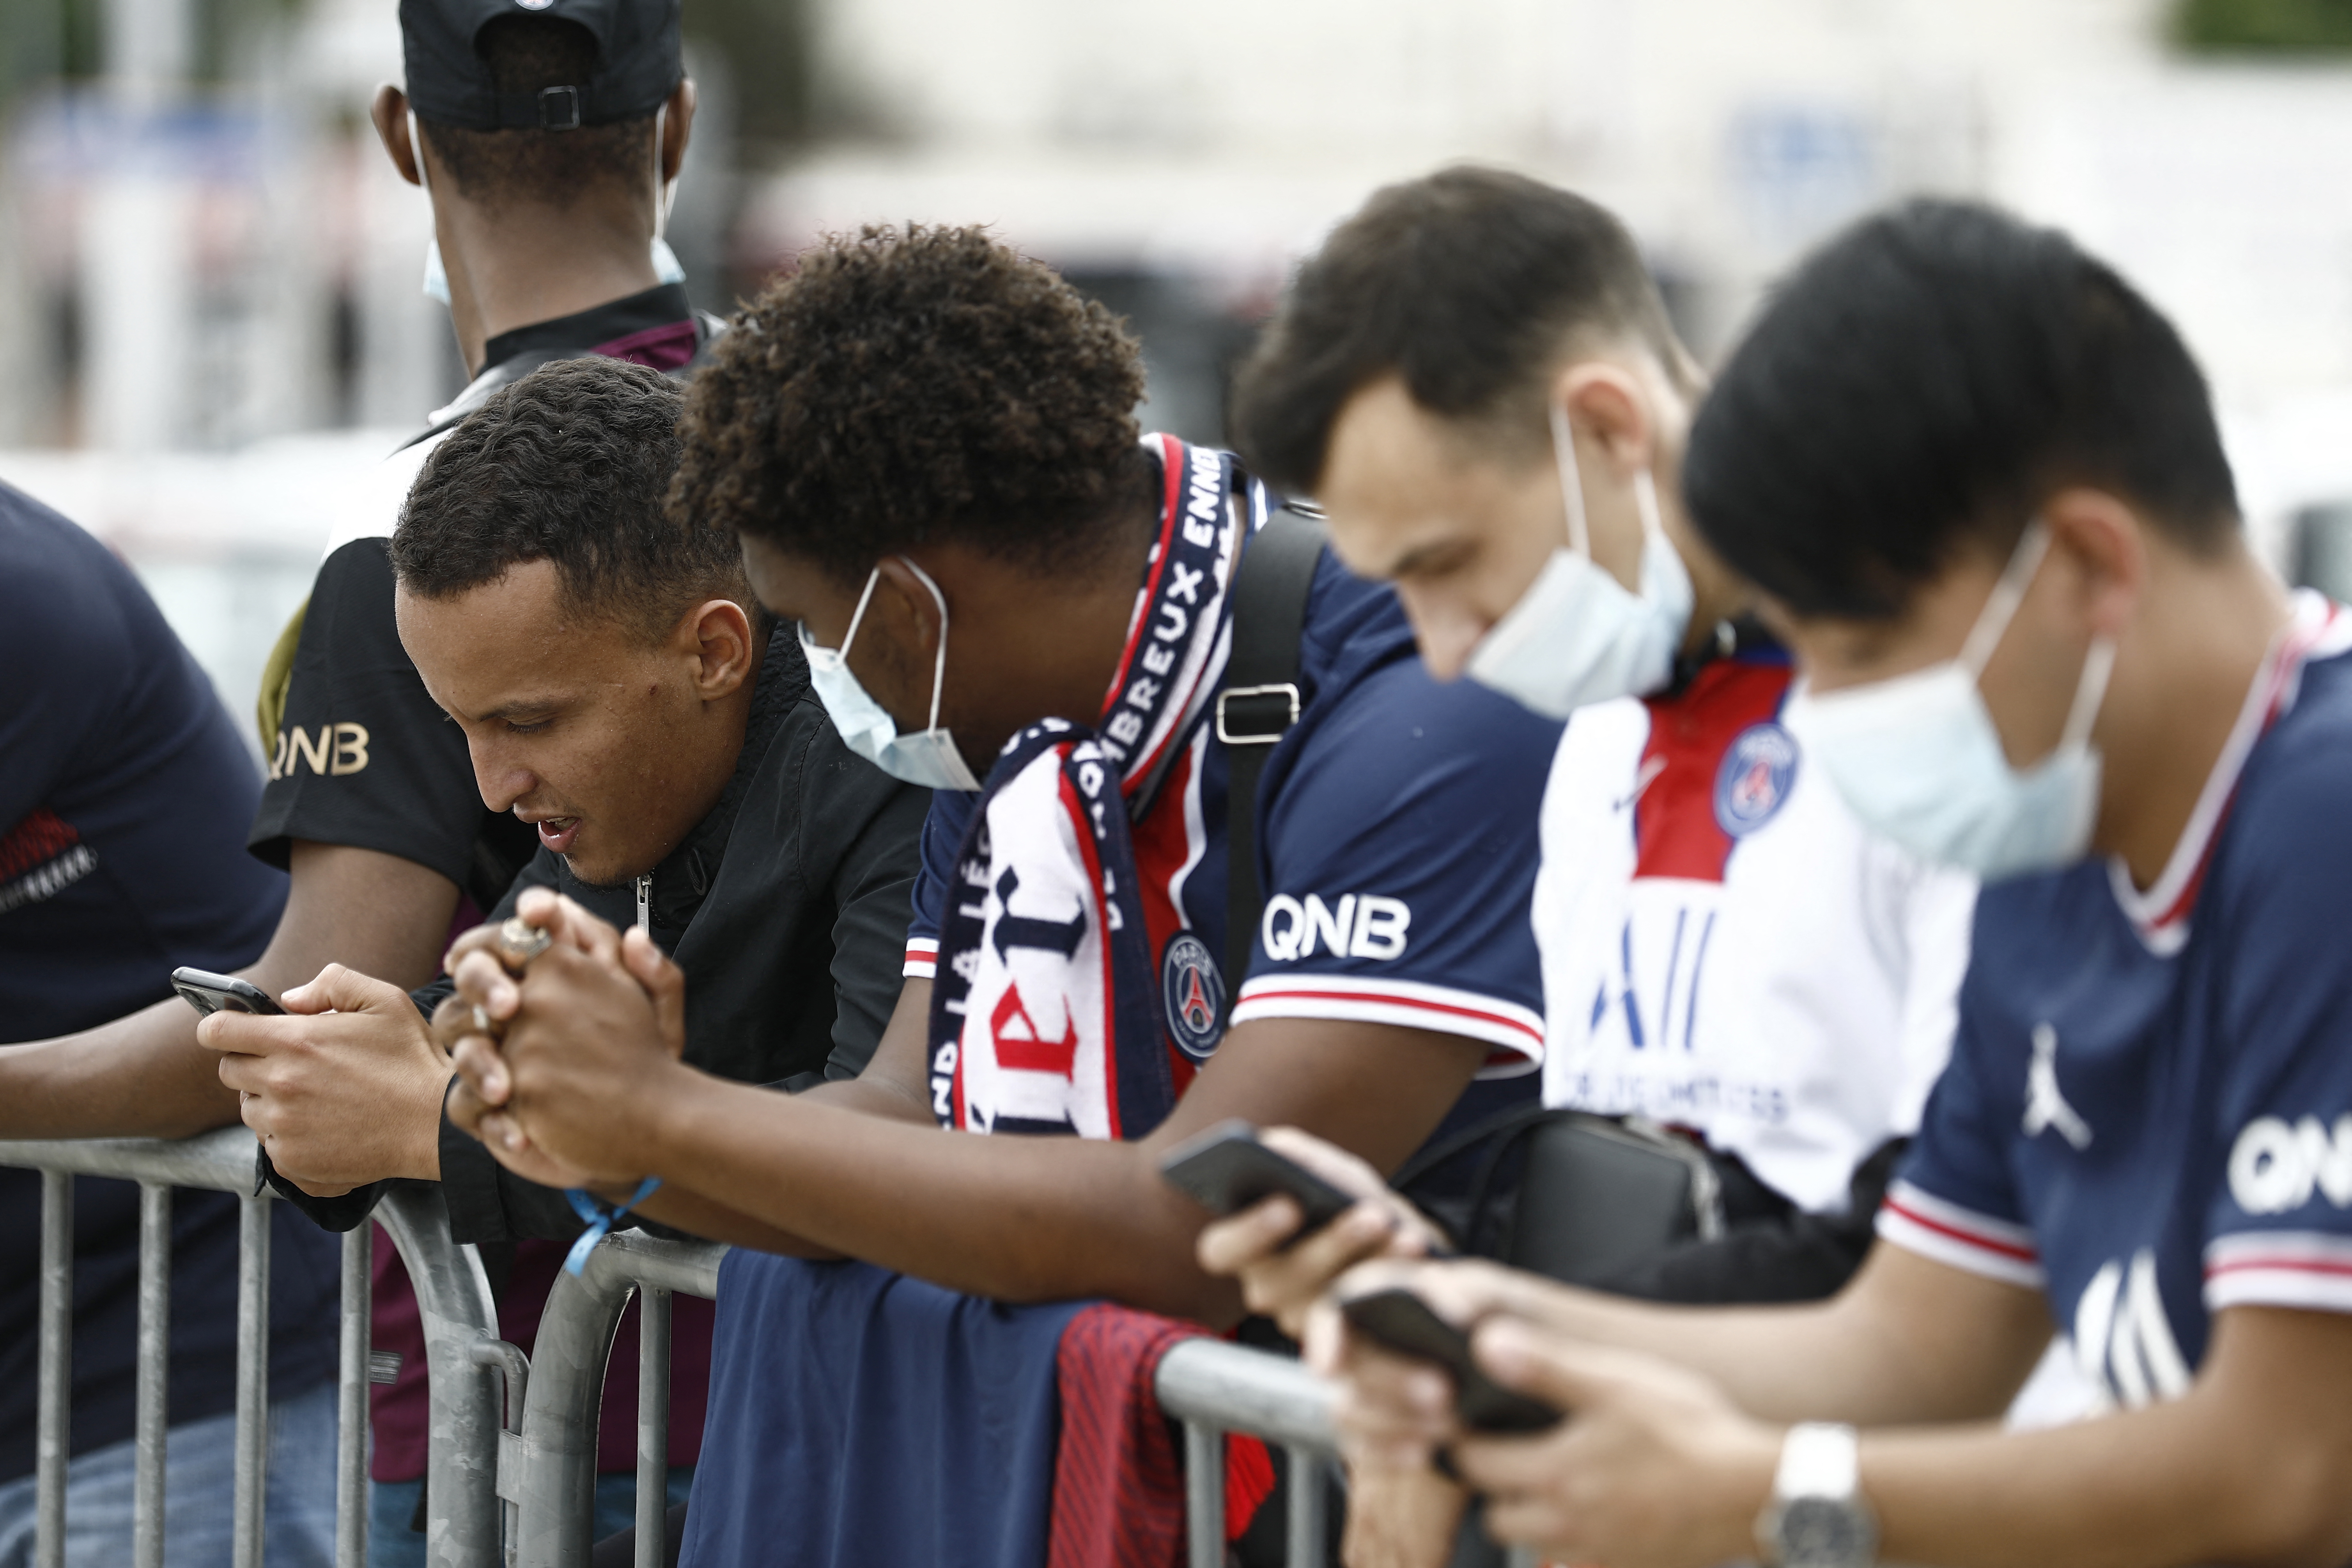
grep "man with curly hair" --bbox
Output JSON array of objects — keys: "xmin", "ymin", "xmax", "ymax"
[{"xmin": 434, "ymin": 224, "xmax": 1563, "ymax": 1564}]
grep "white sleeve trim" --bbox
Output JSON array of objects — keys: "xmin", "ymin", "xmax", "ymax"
[
  {"xmin": 2205, "ymin": 1231, "xmax": 2352, "ymax": 1314},
  {"xmin": 1876, "ymin": 1179, "xmax": 2045, "ymax": 1289},
  {"xmin": 903, "ymin": 936, "xmax": 939, "ymax": 980},
  {"xmin": 1231, "ymin": 974, "xmax": 1543, "ymax": 1076}
]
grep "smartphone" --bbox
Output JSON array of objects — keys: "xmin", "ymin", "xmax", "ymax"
[
  {"xmin": 170, "ymin": 967, "xmax": 283, "ymax": 1018},
  {"xmin": 1160, "ymin": 1120, "xmax": 1361, "ymax": 1241},
  {"xmin": 1337, "ymin": 1287, "xmax": 1563, "ymax": 1434}
]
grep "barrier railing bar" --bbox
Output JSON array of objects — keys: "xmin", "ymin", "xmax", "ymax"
[
  {"xmin": 337, "ymin": 1225, "xmax": 372, "ymax": 1568},
  {"xmin": 133, "ymin": 1182, "xmax": 171, "ymax": 1568},
  {"xmin": 1183, "ymin": 1421, "xmax": 1223, "ymax": 1568},
  {"xmin": 372, "ymin": 1185, "xmax": 504, "ymax": 1568},
  {"xmin": 633, "ymin": 1286, "xmax": 671, "ymax": 1568},
  {"xmin": 34, "ymin": 1169, "xmax": 71, "ymax": 1568},
  {"xmin": 470, "ymin": 1335, "xmax": 531, "ymax": 1568},
  {"xmin": 234, "ymin": 1193, "xmax": 273, "ymax": 1568},
  {"xmin": 1284, "ymin": 1444, "xmax": 1327, "ymax": 1565}
]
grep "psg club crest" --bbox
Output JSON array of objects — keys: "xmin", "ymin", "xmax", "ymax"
[
  {"xmin": 1161, "ymin": 933, "xmax": 1227, "ymax": 1060},
  {"xmin": 1713, "ymin": 721, "xmax": 1798, "ymax": 837}
]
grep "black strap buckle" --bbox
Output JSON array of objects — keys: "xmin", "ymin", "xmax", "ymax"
[
  {"xmin": 1215, "ymin": 683, "xmax": 1300, "ymax": 746},
  {"xmin": 538, "ymin": 85, "xmax": 582, "ymax": 130}
]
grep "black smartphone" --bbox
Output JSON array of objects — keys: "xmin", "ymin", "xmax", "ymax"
[
  {"xmin": 1159, "ymin": 1120, "xmax": 1361, "ymax": 1241},
  {"xmin": 170, "ymin": 967, "xmax": 284, "ymax": 1017},
  {"xmin": 1337, "ymin": 1287, "xmax": 1563, "ymax": 1434}
]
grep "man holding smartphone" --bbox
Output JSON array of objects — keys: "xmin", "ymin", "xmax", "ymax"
[
  {"xmin": 1318, "ymin": 201, "xmax": 2352, "ymax": 1568},
  {"xmin": 1192, "ymin": 167, "xmax": 1982, "ymax": 1564}
]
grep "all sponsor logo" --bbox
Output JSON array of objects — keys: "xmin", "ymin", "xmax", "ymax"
[
  {"xmin": 1711, "ymin": 721, "xmax": 1797, "ymax": 837},
  {"xmin": 2228, "ymin": 1113, "xmax": 2352, "ymax": 1215},
  {"xmin": 1160, "ymin": 932, "xmax": 1226, "ymax": 1060},
  {"xmin": 1260, "ymin": 893, "xmax": 1411, "ymax": 963}
]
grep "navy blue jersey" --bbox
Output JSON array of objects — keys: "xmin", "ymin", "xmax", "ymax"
[
  {"xmin": 906, "ymin": 550, "xmax": 1557, "ymax": 1132},
  {"xmin": 0, "ymin": 481, "xmax": 337, "ymax": 1478},
  {"xmin": 1882, "ymin": 595, "xmax": 2352, "ymax": 1409}
]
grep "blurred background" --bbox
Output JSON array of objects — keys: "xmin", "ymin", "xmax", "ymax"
[{"xmin": 5, "ymin": 0, "xmax": 2352, "ymax": 739}]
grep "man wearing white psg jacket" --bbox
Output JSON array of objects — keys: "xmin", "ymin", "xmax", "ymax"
[{"xmin": 1196, "ymin": 167, "xmax": 1983, "ymax": 1561}]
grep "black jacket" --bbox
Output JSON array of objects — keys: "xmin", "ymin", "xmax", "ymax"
[{"xmin": 266, "ymin": 632, "xmax": 929, "ymax": 1242}]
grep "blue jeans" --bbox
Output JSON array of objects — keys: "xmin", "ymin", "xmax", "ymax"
[
  {"xmin": 0, "ymin": 1378, "xmax": 338, "ymax": 1568},
  {"xmin": 366, "ymin": 1466, "xmax": 693, "ymax": 1568}
]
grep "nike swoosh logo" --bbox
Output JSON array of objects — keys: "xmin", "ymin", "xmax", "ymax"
[{"xmin": 1613, "ymin": 755, "xmax": 1667, "ymax": 813}]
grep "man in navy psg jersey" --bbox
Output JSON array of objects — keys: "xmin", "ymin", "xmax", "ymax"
[{"xmin": 1312, "ymin": 200, "xmax": 2352, "ymax": 1568}]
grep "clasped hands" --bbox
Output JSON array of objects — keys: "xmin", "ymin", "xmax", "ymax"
[{"xmin": 431, "ymin": 886, "xmax": 689, "ymax": 1193}]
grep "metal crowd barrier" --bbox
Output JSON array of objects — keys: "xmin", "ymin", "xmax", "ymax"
[
  {"xmin": 1, "ymin": 1129, "xmax": 1449, "ymax": 1568},
  {"xmin": 0, "ymin": 1128, "xmax": 503, "ymax": 1568}
]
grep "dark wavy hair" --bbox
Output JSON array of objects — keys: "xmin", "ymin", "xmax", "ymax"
[
  {"xmin": 392, "ymin": 356, "xmax": 749, "ymax": 639},
  {"xmin": 670, "ymin": 224, "xmax": 1151, "ymax": 585}
]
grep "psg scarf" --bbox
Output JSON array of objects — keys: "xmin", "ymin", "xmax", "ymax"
[{"xmin": 928, "ymin": 436, "xmax": 1259, "ymax": 1139}]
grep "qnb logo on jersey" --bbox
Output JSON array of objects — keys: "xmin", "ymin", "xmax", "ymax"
[
  {"xmin": 2072, "ymin": 1249, "xmax": 2192, "ymax": 1410},
  {"xmin": 270, "ymin": 723, "xmax": 371, "ymax": 781},
  {"xmin": 2228, "ymin": 1114, "xmax": 2352, "ymax": 1215},
  {"xmin": 1711, "ymin": 721, "xmax": 1798, "ymax": 837},
  {"xmin": 1261, "ymin": 893, "xmax": 1410, "ymax": 963}
]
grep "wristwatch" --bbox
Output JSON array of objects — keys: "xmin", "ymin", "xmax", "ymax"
[{"xmin": 1755, "ymin": 1423, "xmax": 1878, "ymax": 1568}]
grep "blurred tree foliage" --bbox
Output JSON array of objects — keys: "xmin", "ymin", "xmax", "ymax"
[
  {"xmin": 2175, "ymin": 0, "xmax": 2352, "ymax": 51},
  {"xmin": 685, "ymin": 0, "xmax": 813, "ymax": 148}
]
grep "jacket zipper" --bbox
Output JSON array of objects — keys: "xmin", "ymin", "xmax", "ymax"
[{"xmin": 635, "ymin": 874, "xmax": 651, "ymax": 935}]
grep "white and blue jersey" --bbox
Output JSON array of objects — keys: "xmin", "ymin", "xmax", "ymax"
[
  {"xmin": 1881, "ymin": 593, "xmax": 2352, "ymax": 1409},
  {"xmin": 905, "ymin": 550, "xmax": 1558, "ymax": 1140}
]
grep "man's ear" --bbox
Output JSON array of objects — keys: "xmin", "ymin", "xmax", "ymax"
[
  {"xmin": 2042, "ymin": 487, "xmax": 2147, "ymax": 642},
  {"xmin": 1550, "ymin": 362, "xmax": 1656, "ymax": 481},
  {"xmin": 371, "ymin": 85, "xmax": 423, "ymax": 188},
  {"xmin": 681, "ymin": 598, "xmax": 759, "ymax": 700},
  {"xmin": 658, "ymin": 79, "xmax": 697, "ymax": 185}
]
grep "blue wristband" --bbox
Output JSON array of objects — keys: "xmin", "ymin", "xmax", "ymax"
[{"xmin": 562, "ymin": 1176, "xmax": 663, "ymax": 1276}]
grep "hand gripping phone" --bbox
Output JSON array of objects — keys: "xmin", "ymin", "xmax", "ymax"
[
  {"xmin": 170, "ymin": 967, "xmax": 284, "ymax": 1017},
  {"xmin": 1338, "ymin": 1287, "xmax": 1563, "ymax": 1434},
  {"xmin": 1159, "ymin": 1120, "xmax": 1361, "ymax": 1242}
]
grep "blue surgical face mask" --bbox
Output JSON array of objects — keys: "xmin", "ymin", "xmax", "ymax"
[
  {"xmin": 1463, "ymin": 402, "xmax": 1694, "ymax": 719},
  {"xmin": 416, "ymin": 110, "xmax": 686, "ymax": 304},
  {"xmin": 799, "ymin": 558, "xmax": 983, "ymax": 792},
  {"xmin": 1782, "ymin": 520, "xmax": 2117, "ymax": 881}
]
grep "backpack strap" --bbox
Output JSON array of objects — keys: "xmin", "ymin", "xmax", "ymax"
[{"xmin": 1219, "ymin": 504, "xmax": 1326, "ymax": 1014}]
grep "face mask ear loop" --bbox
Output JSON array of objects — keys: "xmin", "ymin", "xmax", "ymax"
[
  {"xmin": 830, "ymin": 569, "xmax": 882, "ymax": 660},
  {"xmin": 1960, "ymin": 519, "xmax": 2054, "ymax": 678},
  {"xmin": 898, "ymin": 557, "xmax": 953, "ymax": 731},
  {"xmin": 652, "ymin": 106, "xmax": 675, "ymax": 243},
  {"xmin": 2061, "ymin": 635, "xmax": 2117, "ymax": 753},
  {"xmin": 1632, "ymin": 468, "xmax": 1664, "ymax": 544},
  {"xmin": 1548, "ymin": 402, "xmax": 1593, "ymax": 560}
]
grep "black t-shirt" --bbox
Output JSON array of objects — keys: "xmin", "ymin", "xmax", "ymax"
[
  {"xmin": 0, "ymin": 481, "xmax": 338, "ymax": 1480},
  {"xmin": 248, "ymin": 536, "xmax": 535, "ymax": 910}
]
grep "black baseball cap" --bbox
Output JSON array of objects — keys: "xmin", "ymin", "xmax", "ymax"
[{"xmin": 401, "ymin": 0, "xmax": 682, "ymax": 131}]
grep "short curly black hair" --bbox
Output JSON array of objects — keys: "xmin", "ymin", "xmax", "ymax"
[
  {"xmin": 393, "ymin": 356, "xmax": 750, "ymax": 639},
  {"xmin": 671, "ymin": 224, "xmax": 1150, "ymax": 584}
]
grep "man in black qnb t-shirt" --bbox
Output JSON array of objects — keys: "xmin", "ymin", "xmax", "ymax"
[
  {"xmin": 200, "ymin": 358, "xmax": 927, "ymax": 1564},
  {"xmin": 0, "ymin": 484, "xmax": 340, "ymax": 1566}
]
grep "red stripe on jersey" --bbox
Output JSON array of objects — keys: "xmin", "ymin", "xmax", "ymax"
[
  {"xmin": 1232, "ymin": 986, "xmax": 1547, "ymax": 1049},
  {"xmin": 1632, "ymin": 660, "xmax": 1792, "ymax": 885},
  {"xmin": 1127, "ymin": 738, "xmax": 1205, "ymax": 1098},
  {"xmin": 1882, "ymin": 1194, "xmax": 2039, "ymax": 1264},
  {"xmin": 2207, "ymin": 1255, "xmax": 2352, "ymax": 1279}
]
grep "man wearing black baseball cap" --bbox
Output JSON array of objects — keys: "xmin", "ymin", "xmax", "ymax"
[{"xmin": 0, "ymin": 4, "xmax": 738, "ymax": 1564}]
